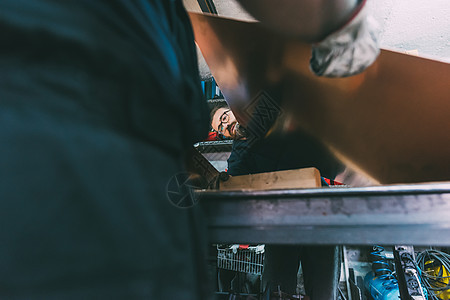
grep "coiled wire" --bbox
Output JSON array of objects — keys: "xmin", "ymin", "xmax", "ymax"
[
  {"xmin": 416, "ymin": 249, "xmax": 450, "ymax": 300},
  {"xmin": 370, "ymin": 245, "xmax": 398, "ymax": 290}
]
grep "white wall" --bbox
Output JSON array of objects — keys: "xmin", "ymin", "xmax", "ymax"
[{"xmin": 368, "ymin": 0, "xmax": 450, "ymax": 62}]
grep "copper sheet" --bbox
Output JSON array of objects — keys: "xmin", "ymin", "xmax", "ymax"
[{"xmin": 190, "ymin": 13, "xmax": 450, "ymax": 184}]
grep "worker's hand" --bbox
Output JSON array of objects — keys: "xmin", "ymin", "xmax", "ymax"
[{"xmin": 309, "ymin": 0, "xmax": 380, "ymax": 77}]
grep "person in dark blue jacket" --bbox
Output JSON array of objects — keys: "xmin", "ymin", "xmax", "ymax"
[{"xmin": 0, "ymin": 1, "xmax": 210, "ymax": 299}]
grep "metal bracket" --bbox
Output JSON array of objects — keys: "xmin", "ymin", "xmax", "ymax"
[{"xmin": 394, "ymin": 245, "xmax": 426, "ymax": 300}]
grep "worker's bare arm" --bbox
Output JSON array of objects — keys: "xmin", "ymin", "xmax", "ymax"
[
  {"xmin": 238, "ymin": 0, "xmax": 379, "ymax": 77},
  {"xmin": 236, "ymin": 0, "xmax": 358, "ymax": 42}
]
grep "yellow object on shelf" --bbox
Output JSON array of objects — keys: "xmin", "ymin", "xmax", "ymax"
[{"xmin": 425, "ymin": 260, "xmax": 450, "ymax": 300}]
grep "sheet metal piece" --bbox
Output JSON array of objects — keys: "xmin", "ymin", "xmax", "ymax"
[
  {"xmin": 185, "ymin": 146, "xmax": 220, "ymax": 188},
  {"xmin": 190, "ymin": 13, "xmax": 450, "ymax": 184},
  {"xmin": 196, "ymin": 182, "xmax": 450, "ymax": 245}
]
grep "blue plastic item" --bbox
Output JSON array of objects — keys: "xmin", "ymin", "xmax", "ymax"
[
  {"xmin": 364, "ymin": 271, "xmax": 400, "ymax": 300},
  {"xmin": 365, "ymin": 246, "xmax": 401, "ymax": 300}
]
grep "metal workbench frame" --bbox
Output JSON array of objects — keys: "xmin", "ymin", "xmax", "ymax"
[{"xmin": 197, "ymin": 182, "xmax": 450, "ymax": 245}]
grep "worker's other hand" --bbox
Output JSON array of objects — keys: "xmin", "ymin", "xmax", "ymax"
[{"xmin": 309, "ymin": 0, "xmax": 380, "ymax": 77}]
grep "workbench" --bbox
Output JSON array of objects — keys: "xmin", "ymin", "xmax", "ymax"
[{"xmin": 197, "ymin": 182, "xmax": 450, "ymax": 245}]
